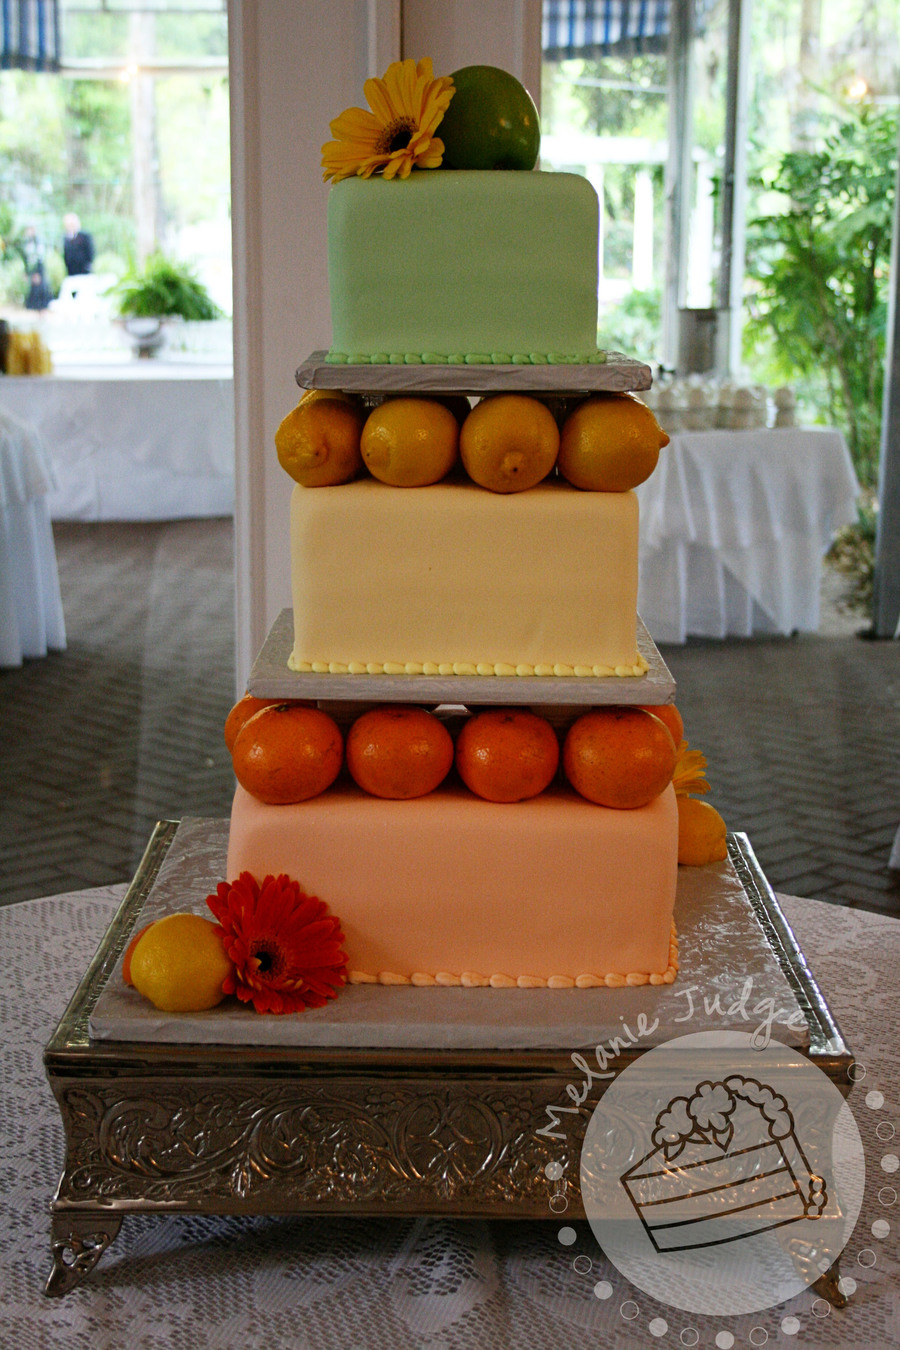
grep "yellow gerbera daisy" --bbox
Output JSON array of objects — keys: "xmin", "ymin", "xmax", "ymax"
[
  {"xmin": 322, "ymin": 57, "xmax": 455, "ymax": 184},
  {"xmin": 671, "ymin": 740, "xmax": 711, "ymax": 797}
]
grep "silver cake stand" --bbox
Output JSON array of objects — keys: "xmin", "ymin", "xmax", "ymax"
[{"xmin": 44, "ymin": 821, "xmax": 852, "ymax": 1298}]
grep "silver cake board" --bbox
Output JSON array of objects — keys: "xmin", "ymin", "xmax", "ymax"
[
  {"xmin": 296, "ymin": 350, "xmax": 652, "ymax": 397},
  {"xmin": 248, "ymin": 610, "xmax": 676, "ymax": 708},
  {"xmin": 91, "ymin": 818, "xmax": 811, "ymax": 1052},
  {"xmin": 44, "ymin": 818, "xmax": 852, "ymax": 1297}
]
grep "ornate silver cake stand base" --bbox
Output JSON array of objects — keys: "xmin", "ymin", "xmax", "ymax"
[{"xmin": 44, "ymin": 823, "xmax": 853, "ymax": 1298}]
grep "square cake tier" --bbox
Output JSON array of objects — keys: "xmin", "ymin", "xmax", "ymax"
[
  {"xmin": 326, "ymin": 171, "xmax": 601, "ymax": 364},
  {"xmin": 289, "ymin": 479, "xmax": 642, "ymax": 677},
  {"xmin": 227, "ymin": 782, "xmax": 679, "ymax": 986}
]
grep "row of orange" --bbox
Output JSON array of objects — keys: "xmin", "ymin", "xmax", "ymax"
[
  {"xmin": 225, "ymin": 695, "xmax": 684, "ymax": 809},
  {"xmin": 275, "ymin": 389, "xmax": 668, "ymax": 494}
]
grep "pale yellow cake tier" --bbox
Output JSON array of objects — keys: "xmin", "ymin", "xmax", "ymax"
[
  {"xmin": 289, "ymin": 480, "xmax": 641, "ymax": 676},
  {"xmin": 227, "ymin": 783, "xmax": 679, "ymax": 986}
]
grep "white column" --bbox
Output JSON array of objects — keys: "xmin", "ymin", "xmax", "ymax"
[
  {"xmin": 718, "ymin": 0, "xmax": 753, "ymax": 375},
  {"xmin": 686, "ymin": 156, "xmax": 715, "ymax": 308},
  {"xmin": 873, "ymin": 116, "xmax": 900, "ymax": 636},
  {"xmin": 401, "ymin": 0, "xmax": 542, "ymax": 96},
  {"xmin": 228, "ymin": 0, "xmax": 399, "ymax": 692},
  {"xmin": 632, "ymin": 167, "xmax": 653, "ymax": 291},
  {"xmin": 664, "ymin": 0, "xmax": 695, "ymax": 367},
  {"xmin": 228, "ymin": 0, "xmax": 542, "ymax": 688},
  {"xmin": 129, "ymin": 11, "xmax": 159, "ymax": 262}
]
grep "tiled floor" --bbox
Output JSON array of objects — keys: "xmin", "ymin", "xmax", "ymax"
[
  {"xmin": 1, "ymin": 517, "xmax": 898, "ymax": 914},
  {"xmin": 664, "ymin": 632, "xmax": 900, "ymax": 912},
  {"xmin": 0, "ymin": 519, "xmax": 236, "ymax": 905}
]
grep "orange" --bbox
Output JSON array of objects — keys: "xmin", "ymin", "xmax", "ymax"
[
  {"xmin": 232, "ymin": 704, "xmax": 343, "ymax": 804},
  {"xmin": 460, "ymin": 394, "xmax": 559, "ymax": 493},
  {"xmin": 558, "ymin": 393, "xmax": 669, "ymax": 492},
  {"xmin": 275, "ymin": 395, "xmax": 365, "ymax": 487},
  {"xmin": 122, "ymin": 923, "xmax": 153, "ymax": 986},
  {"xmin": 456, "ymin": 709, "xmax": 559, "ymax": 803},
  {"xmin": 638, "ymin": 702, "xmax": 684, "ymax": 748},
  {"xmin": 347, "ymin": 706, "xmax": 453, "ymax": 799},
  {"xmin": 361, "ymin": 397, "xmax": 459, "ymax": 486},
  {"xmin": 563, "ymin": 707, "xmax": 677, "ymax": 809},
  {"xmin": 129, "ymin": 913, "xmax": 233, "ymax": 1013},
  {"xmin": 224, "ymin": 694, "xmax": 289, "ymax": 753},
  {"xmin": 677, "ymin": 796, "xmax": 728, "ymax": 865}
]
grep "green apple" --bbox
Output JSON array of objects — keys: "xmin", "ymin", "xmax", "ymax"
[{"xmin": 439, "ymin": 65, "xmax": 540, "ymax": 171}]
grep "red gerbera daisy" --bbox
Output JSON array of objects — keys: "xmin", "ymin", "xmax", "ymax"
[{"xmin": 205, "ymin": 872, "xmax": 348, "ymax": 1014}]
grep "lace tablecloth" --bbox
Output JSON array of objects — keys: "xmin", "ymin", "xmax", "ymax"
[{"xmin": 2, "ymin": 886, "xmax": 898, "ymax": 1349}]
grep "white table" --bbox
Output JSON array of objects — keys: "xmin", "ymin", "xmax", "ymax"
[
  {"xmin": 2, "ymin": 883, "xmax": 897, "ymax": 1346},
  {"xmin": 0, "ymin": 365, "xmax": 235, "ymax": 521},
  {"xmin": 636, "ymin": 428, "xmax": 860, "ymax": 642},
  {"xmin": 0, "ymin": 407, "xmax": 66, "ymax": 666}
]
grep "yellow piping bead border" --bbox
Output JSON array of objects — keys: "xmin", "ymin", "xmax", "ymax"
[
  {"xmin": 288, "ymin": 651, "xmax": 650, "ymax": 679},
  {"xmin": 347, "ymin": 923, "xmax": 679, "ymax": 989}
]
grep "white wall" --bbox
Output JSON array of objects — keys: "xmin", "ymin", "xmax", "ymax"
[
  {"xmin": 228, "ymin": 0, "xmax": 383, "ymax": 690},
  {"xmin": 402, "ymin": 0, "xmax": 541, "ymax": 93},
  {"xmin": 228, "ymin": 0, "xmax": 542, "ymax": 689}
]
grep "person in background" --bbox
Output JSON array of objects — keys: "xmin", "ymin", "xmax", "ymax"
[
  {"xmin": 62, "ymin": 212, "xmax": 94, "ymax": 276},
  {"xmin": 20, "ymin": 224, "xmax": 52, "ymax": 313}
]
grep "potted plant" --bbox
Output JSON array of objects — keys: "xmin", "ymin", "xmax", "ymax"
[{"xmin": 111, "ymin": 253, "xmax": 222, "ymax": 356}]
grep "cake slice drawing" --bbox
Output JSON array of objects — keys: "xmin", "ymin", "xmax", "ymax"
[{"xmin": 621, "ymin": 1076, "xmax": 827, "ymax": 1252}]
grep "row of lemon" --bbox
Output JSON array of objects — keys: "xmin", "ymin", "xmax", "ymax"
[{"xmin": 275, "ymin": 388, "xmax": 669, "ymax": 494}]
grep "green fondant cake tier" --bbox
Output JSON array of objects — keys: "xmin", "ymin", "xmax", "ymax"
[{"xmin": 326, "ymin": 171, "xmax": 600, "ymax": 364}]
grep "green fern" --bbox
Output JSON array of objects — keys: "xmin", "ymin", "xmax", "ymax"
[{"xmin": 112, "ymin": 253, "xmax": 221, "ymax": 321}]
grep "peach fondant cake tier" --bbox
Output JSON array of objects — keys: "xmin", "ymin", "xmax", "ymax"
[
  {"xmin": 289, "ymin": 479, "xmax": 645, "ymax": 677},
  {"xmin": 227, "ymin": 782, "xmax": 679, "ymax": 986}
]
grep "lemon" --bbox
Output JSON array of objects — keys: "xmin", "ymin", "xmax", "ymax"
[
  {"xmin": 121, "ymin": 922, "xmax": 153, "ymax": 986},
  {"xmin": 677, "ymin": 796, "xmax": 728, "ymax": 866},
  {"xmin": 129, "ymin": 913, "xmax": 233, "ymax": 1012},
  {"xmin": 558, "ymin": 392, "xmax": 669, "ymax": 492},
  {"xmin": 361, "ymin": 397, "xmax": 459, "ymax": 487},
  {"xmin": 275, "ymin": 396, "xmax": 365, "ymax": 487},
  {"xmin": 459, "ymin": 394, "xmax": 559, "ymax": 493},
  {"xmin": 381, "ymin": 392, "xmax": 470, "ymax": 424},
  {"xmin": 298, "ymin": 387, "xmax": 356, "ymax": 406}
]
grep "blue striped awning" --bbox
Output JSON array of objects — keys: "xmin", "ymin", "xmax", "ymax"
[
  {"xmin": 543, "ymin": 0, "xmax": 712, "ymax": 58},
  {"xmin": 1, "ymin": 0, "xmax": 60, "ymax": 71},
  {"xmin": 543, "ymin": 0, "xmax": 670, "ymax": 57}
]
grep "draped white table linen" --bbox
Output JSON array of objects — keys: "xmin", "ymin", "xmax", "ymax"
[
  {"xmin": 0, "ymin": 405, "xmax": 66, "ymax": 666},
  {"xmin": 636, "ymin": 428, "xmax": 860, "ymax": 642},
  {"xmin": 0, "ymin": 367, "xmax": 234, "ymax": 521}
]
